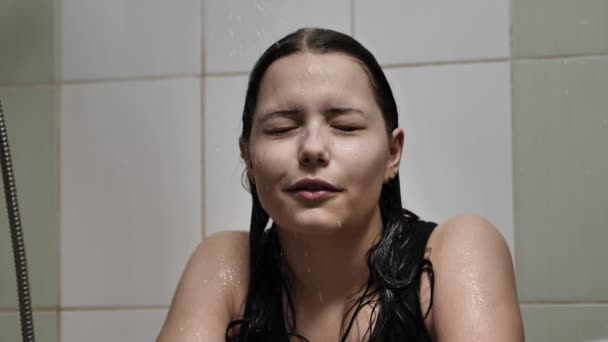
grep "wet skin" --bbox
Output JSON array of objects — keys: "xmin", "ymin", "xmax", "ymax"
[{"xmin": 157, "ymin": 52, "xmax": 524, "ymax": 341}]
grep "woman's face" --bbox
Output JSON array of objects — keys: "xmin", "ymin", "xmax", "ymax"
[{"xmin": 242, "ymin": 52, "xmax": 403, "ymax": 235}]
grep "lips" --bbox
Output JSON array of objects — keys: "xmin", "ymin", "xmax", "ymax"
[
  {"xmin": 286, "ymin": 178, "xmax": 340, "ymax": 192},
  {"xmin": 287, "ymin": 178, "xmax": 340, "ymax": 202}
]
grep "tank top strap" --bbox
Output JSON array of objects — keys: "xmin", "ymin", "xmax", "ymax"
[{"xmin": 410, "ymin": 218, "xmax": 437, "ymax": 260}]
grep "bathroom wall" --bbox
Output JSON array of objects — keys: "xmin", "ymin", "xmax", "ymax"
[
  {"xmin": 0, "ymin": 0, "xmax": 606, "ymax": 341},
  {"xmin": 1, "ymin": 0, "xmax": 60, "ymax": 340},
  {"xmin": 512, "ymin": 0, "xmax": 608, "ymax": 340},
  {"xmin": 1, "ymin": 0, "xmax": 202, "ymax": 341}
]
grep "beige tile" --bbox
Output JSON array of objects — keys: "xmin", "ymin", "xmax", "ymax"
[
  {"xmin": 0, "ymin": 311, "xmax": 58, "ymax": 342},
  {"xmin": 60, "ymin": 79, "xmax": 201, "ymax": 307},
  {"xmin": 0, "ymin": 0, "xmax": 55, "ymax": 84},
  {"xmin": 522, "ymin": 304, "xmax": 608, "ymax": 342},
  {"xmin": 355, "ymin": 0, "xmax": 509, "ymax": 65},
  {"xmin": 204, "ymin": 0, "xmax": 351, "ymax": 73},
  {"xmin": 0, "ymin": 88, "xmax": 58, "ymax": 309},
  {"xmin": 385, "ymin": 63, "xmax": 514, "ymax": 250},
  {"xmin": 61, "ymin": 309, "xmax": 167, "ymax": 342},
  {"xmin": 203, "ymin": 75, "xmax": 250, "ymax": 235},
  {"xmin": 513, "ymin": 57, "xmax": 608, "ymax": 301},
  {"xmin": 61, "ymin": 0, "xmax": 201, "ymax": 80},
  {"xmin": 513, "ymin": 0, "xmax": 608, "ymax": 58}
]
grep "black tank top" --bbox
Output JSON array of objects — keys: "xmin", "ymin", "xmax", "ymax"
[
  {"xmin": 371, "ymin": 216, "xmax": 437, "ymax": 341},
  {"xmin": 410, "ymin": 218, "xmax": 437, "ymax": 260},
  {"xmin": 232, "ymin": 218, "xmax": 438, "ymax": 341}
]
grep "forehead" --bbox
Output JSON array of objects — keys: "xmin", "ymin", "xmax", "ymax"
[{"xmin": 256, "ymin": 52, "xmax": 376, "ymax": 106}]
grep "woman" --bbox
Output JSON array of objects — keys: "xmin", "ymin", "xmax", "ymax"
[{"xmin": 158, "ymin": 28, "xmax": 524, "ymax": 341}]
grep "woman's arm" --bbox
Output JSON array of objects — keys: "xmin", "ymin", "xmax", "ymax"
[
  {"xmin": 423, "ymin": 215, "xmax": 525, "ymax": 341},
  {"xmin": 157, "ymin": 231, "xmax": 249, "ymax": 341}
]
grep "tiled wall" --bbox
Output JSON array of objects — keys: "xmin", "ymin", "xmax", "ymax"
[
  {"xmin": 512, "ymin": 0, "xmax": 608, "ymax": 340},
  {"xmin": 1, "ymin": 0, "xmax": 203, "ymax": 341},
  {"xmin": 0, "ymin": 0, "xmax": 606, "ymax": 341}
]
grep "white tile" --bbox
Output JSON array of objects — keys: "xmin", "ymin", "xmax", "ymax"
[
  {"xmin": 386, "ymin": 62, "xmax": 514, "ymax": 251},
  {"xmin": 61, "ymin": 309, "xmax": 167, "ymax": 342},
  {"xmin": 203, "ymin": 75, "xmax": 251, "ymax": 235},
  {"xmin": 61, "ymin": 0, "xmax": 201, "ymax": 80},
  {"xmin": 354, "ymin": 0, "xmax": 509, "ymax": 65},
  {"xmin": 204, "ymin": 0, "xmax": 351, "ymax": 73},
  {"xmin": 60, "ymin": 78, "xmax": 202, "ymax": 306}
]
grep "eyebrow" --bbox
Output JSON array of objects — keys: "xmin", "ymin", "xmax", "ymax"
[
  {"xmin": 257, "ymin": 109, "xmax": 302, "ymax": 125},
  {"xmin": 257, "ymin": 106, "xmax": 366, "ymax": 125},
  {"xmin": 327, "ymin": 107, "xmax": 365, "ymax": 117}
]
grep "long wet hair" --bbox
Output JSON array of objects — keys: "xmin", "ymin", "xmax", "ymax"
[{"xmin": 226, "ymin": 28, "xmax": 434, "ymax": 341}]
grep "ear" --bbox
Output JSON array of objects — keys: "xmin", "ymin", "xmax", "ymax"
[
  {"xmin": 385, "ymin": 128, "xmax": 404, "ymax": 182},
  {"xmin": 239, "ymin": 137, "xmax": 254, "ymax": 183}
]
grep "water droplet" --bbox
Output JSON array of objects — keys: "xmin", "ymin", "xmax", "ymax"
[
  {"xmin": 318, "ymin": 290, "xmax": 324, "ymax": 303},
  {"xmin": 338, "ymin": 221, "xmax": 342, "ymax": 228},
  {"xmin": 307, "ymin": 266, "xmax": 311, "ymax": 273}
]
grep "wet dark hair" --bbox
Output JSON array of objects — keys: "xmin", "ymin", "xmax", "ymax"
[{"xmin": 226, "ymin": 28, "xmax": 434, "ymax": 341}]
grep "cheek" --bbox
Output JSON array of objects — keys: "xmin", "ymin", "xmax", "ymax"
[
  {"xmin": 250, "ymin": 142, "xmax": 290, "ymax": 183},
  {"xmin": 338, "ymin": 139, "xmax": 388, "ymax": 181}
]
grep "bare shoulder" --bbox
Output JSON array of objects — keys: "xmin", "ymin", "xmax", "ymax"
[
  {"xmin": 191, "ymin": 230, "xmax": 250, "ymax": 274},
  {"xmin": 428, "ymin": 214, "xmax": 509, "ymax": 258},
  {"xmin": 423, "ymin": 215, "xmax": 524, "ymax": 341},
  {"xmin": 157, "ymin": 230, "xmax": 250, "ymax": 341}
]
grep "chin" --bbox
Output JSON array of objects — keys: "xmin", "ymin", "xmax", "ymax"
[{"xmin": 277, "ymin": 213, "xmax": 345, "ymax": 235}]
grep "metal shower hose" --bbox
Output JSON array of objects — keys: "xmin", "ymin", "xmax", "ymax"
[{"xmin": 0, "ymin": 97, "xmax": 36, "ymax": 342}]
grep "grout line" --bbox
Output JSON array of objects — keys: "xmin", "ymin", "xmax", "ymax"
[
  {"xmin": 201, "ymin": 0, "xmax": 207, "ymax": 239},
  {"xmin": 55, "ymin": 0, "xmax": 63, "ymax": 339},
  {"xmin": 204, "ymin": 57, "xmax": 506, "ymax": 76},
  {"xmin": 0, "ymin": 306, "xmax": 171, "ymax": 313},
  {"xmin": 5, "ymin": 301, "xmax": 608, "ymax": 312},
  {"xmin": 0, "ymin": 307, "xmax": 60, "ymax": 313},
  {"xmin": 59, "ymin": 74, "xmax": 202, "ymax": 85},
  {"xmin": 2, "ymin": 53, "xmax": 608, "ymax": 91},
  {"xmin": 202, "ymin": 57, "xmax": 510, "ymax": 77},
  {"xmin": 60, "ymin": 306, "xmax": 171, "ymax": 311},
  {"xmin": 350, "ymin": 0, "xmax": 355, "ymax": 37},
  {"xmin": 508, "ymin": 0, "xmax": 514, "ymax": 62},
  {"xmin": 199, "ymin": 53, "xmax": 608, "ymax": 75},
  {"xmin": 520, "ymin": 301, "xmax": 608, "ymax": 305},
  {"xmin": 381, "ymin": 57, "xmax": 511, "ymax": 69},
  {"xmin": 0, "ymin": 74, "xmax": 202, "ymax": 90},
  {"xmin": 204, "ymin": 71, "xmax": 249, "ymax": 78},
  {"xmin": 0, "ymin": 82, "xmax": 59, "ymax": 90},
  {"xmin": 513, "ymin": 52, "xmax": 608, "ymax": 63},
  {"xmin": 55, "ymin": 82, "xmax": 62, "ymax": 342},
  {"xmin": 508, "ymin": 0, "xmax": 518, "ymax": 270}
]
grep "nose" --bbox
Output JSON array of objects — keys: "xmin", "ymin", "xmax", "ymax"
[{"xmin": 298, "ymin": 125, "xmax": 329, "ymax": 168}]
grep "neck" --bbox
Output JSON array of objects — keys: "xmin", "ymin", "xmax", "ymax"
[{"xmin": 276, "ymin": 207, "xmax": 383, "ymax": 306}]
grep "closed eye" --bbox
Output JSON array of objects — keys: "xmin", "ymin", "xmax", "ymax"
[
  {"xmin": 332, "ymin": 125, "xmax": 361, "ymax": 132},
  {"xmin": 264, "ymin": 126, "xmax": 298, "ymax": 135}
]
